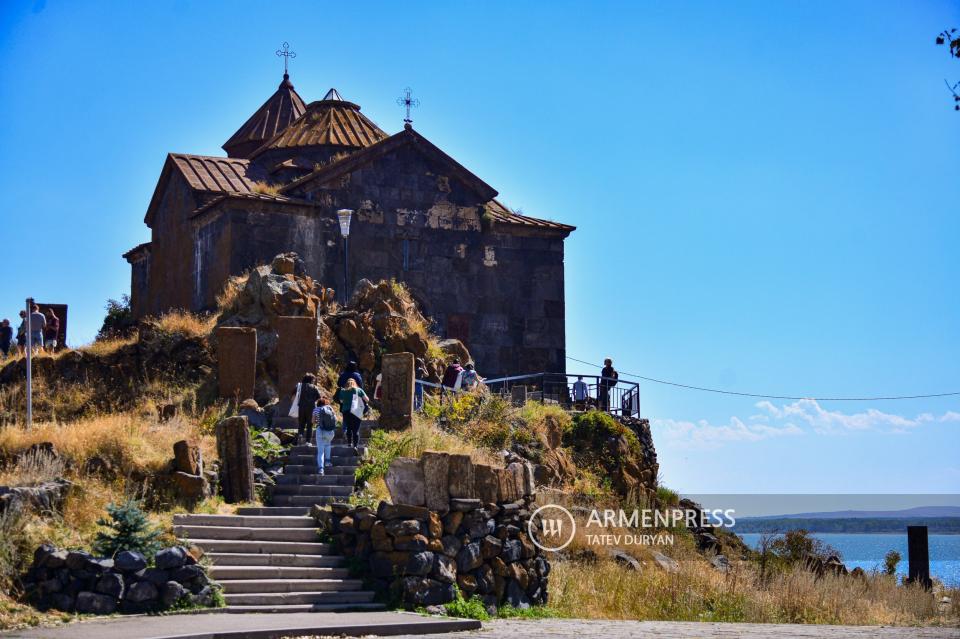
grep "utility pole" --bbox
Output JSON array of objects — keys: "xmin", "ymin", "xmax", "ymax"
[{"xmin": 25, "ymin": 297, "xmax": 33, "ymax": 428}]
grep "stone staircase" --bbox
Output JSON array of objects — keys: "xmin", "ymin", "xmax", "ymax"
[{"xmin": 174, "ymin": 423, "xmax": 380, "ymax": 613}]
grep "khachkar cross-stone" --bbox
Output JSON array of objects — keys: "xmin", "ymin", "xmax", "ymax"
[
  {"xmin": 276, "ymin": 41, "xmax": 296, "ymax": 74},
  {"xmin": 397, "ymin": 87, "xmax": 420, "ymax": 126}
]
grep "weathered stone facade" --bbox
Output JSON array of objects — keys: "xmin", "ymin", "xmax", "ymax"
[{"xmin": 124, "ymin": 74, "xmax": 574, "ymax": 377}]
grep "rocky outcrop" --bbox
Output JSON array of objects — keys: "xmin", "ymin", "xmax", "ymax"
[
  {"xmin": 0, "ymin": 479, "xmax": 72, "ymax": 515},
  {"xmin": 22, "ymin": 544, "xmax": 219, "ymax": 614}
]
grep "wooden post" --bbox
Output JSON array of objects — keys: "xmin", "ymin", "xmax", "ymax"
[
  {"xmin": 216, "ymin": 416, "xmax": 255, "ymax": 503},
  {"xmin": 907, "ymin": 525, "xmax": 931, "ymax": 589}
]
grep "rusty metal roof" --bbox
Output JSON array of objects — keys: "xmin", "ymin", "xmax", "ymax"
[
  {"xmin": 170, "ymin": 154, "xmax": 257, "ymax": 194},
  {"xmin": 191, "ymin": 191, "xmax": 316, "ymax": 219},
  {"xmin": 251, "ymin": 93, "xmax": 388, "ymax": 156},
  {"xmin": 223, "ymin": 74, "xmax": 307, "ymax": 158},
  {"xmin": 485, "ymin": 199, "xmax": 576, "ymax": 233}
]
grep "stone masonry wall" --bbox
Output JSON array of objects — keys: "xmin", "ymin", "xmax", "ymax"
[{"xmin": 315, "ymin": 452, "xmax": 550, "ymax": 613}]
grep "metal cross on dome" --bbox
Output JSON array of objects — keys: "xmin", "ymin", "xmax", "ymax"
[
  {"xmin": 276, "ymin": 42, "xmax": 296, "ymax": 75},
  {"xmin": 397, "ymin": 87, "xmax": 420, "ymax": 125}
]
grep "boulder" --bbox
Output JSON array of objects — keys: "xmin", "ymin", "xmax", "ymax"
[
  {"xmin": 651, "ymin": 551, "xmax": 679, "ymax": 573},
  {"xmin": 172, "ymin": 472, "xmax": 208, "ymax": 503},
  {"xmin": 160, "ymin": 581, "xmax": 187, "ymax": 607},
  {"xmin": 405, "ymin": 551, "xmax": 435, "ymax": 576},
  {"xmin": 114, "ymin": 551, "xmax": 147, "ymax": 573},
  {"xmin": 385, "ymin": 457, "xmax": 425, "ymax": 506},
  {"xmin": 172, "ymin": 441, "xmax": 202, "ymax": 475},
  {"xmin": 431, "ymin": 554, "xmax": 456, "ymax": 584},
  {"xmin": 93, "ymin": 573, "xmax": 124, "ymax": 599},
  {"xmin": 75, "ymin": 591, "xmax": 116, "ymax": 615},
  {"xmin": 377, "ymin": 501, "xmax": 430, "ymax": 521},
  {"xmin": 611, "ymin": 550, "xmax": 641, "ymax": 571},
  {"xmin": 505, "ymin": 579, "xmax": 531, "ymax": 609},
  {"xmin": 709, "ymin": 554, "xmax": 730, "ymax": 573},
  {"xmin": 124, "ymin": 581, "xmax": 158, "ymax": 603},
  {"xmin": 155, "ymin": 546, "xmax": 188, "ymax": 571},
  {"xmin": 457, "ymin": 542, "xmax": 483, "ymax": 572}
]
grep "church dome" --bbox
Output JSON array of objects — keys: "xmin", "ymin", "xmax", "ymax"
[
  {"xmin": 222, "ymin": 74, "xmax": 307, "ymax": 159},
  {"xmin": 249, "ymin": 89, "xmax": 388, "ymax": 156}
]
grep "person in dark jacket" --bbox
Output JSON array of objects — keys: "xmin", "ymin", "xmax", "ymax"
[
  {"xmin": 598, "ymin": 358, "xmax": 618, "ymax": 411},
  {"xmin": 294, "ymin": 373, "xmax": 322, "ymax": 445},
  {"xmin": 0, "ymin": 319, "xmax": 12, "ymax": 357},
  {"xmin": 335, "ymin": 378, "xmax": 369, "ymax": 449},
  {"xmin": 337, "ymin": 361, "xmax": 363, "ymax": 389},
  {"xmin": 441, "ymin": 359, "xmax": 464, "ymax": 390},
  {"xmin": 44, "ymin": 308, "xmax": 60, "ymax": 352}
]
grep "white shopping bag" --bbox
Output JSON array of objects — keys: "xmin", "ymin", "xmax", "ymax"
[
  {"xmin": 349, "ymin": 392, "xmax": 365, "ymax": 419},
  {"xmin": 288, "ymin": 383, "xmax": 301, "ymax": 418}
]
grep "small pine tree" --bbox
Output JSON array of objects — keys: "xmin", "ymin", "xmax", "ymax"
[{"xmin": 93, "ymin": 500, "xmax": 162, "ymax": 560}]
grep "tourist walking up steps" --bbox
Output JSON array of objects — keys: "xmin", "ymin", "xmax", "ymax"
[
  {"xmin": 338, "ymin": 360, "xmax": 363, "ymax": 389},
  {"xmin": 43, "ymin": 308, "xmax": 60, "ymax": 352},
  {"xmin": 293, "ymin": 373, "xmax": 321, "ymax": 445},
  {"xmin": 460, "ymin": 362, "xmax": 484, "ymax": 391},
  {"xmin": 335, "ymin": 378, "xmax": 369, "ymax": 450},
  {"xmin": 598, "ymin": 358, "xmax": 619, "ymax": 411},
  {"xmin": 0, "ymin": 320, "xmax": 12, "ymax": 357},
  {"xmin": 312, "ymin": 396, "xmax": 338, "ymax": 475}
]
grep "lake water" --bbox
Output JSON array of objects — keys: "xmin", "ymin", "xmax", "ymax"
[{"xmin": 738, "ymin": 533, "xmax": 960, "ymax": 587}]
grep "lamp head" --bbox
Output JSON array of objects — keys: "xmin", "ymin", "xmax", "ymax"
[{"xmin": 337, "ymin": 209, "xmax": 354, "ymax": 237}]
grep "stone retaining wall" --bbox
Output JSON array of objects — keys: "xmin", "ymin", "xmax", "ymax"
[
  {"xmin": 315, "ymin": 451, "xmax": 550, "ymax": 613},
  {"xmin": 22, "ymin": 545, "xmax": 218, "ymax": 614}
]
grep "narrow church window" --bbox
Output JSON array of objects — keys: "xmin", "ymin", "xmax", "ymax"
[{"xmin": 402, "ymin": 239, "xmax": 410, "ymax": 271}]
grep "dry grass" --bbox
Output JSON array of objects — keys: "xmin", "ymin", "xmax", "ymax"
[
  {"xmin": 0, "ymin": 413, "xmax": 216, "ymax": 477},
  {"xmin": 77, "ymin": 335, "xmax": 137, "ymax": 358},
  {"xmin": 251, "ymin": 181, "xmax": 280, "ymax": 195},
  {"xmin": 550, "ymin": 558, "xmax": 958, "ymax": 626},
  {"xmin": 215, "ymin": 273, "xmax": 250, "ymax": 315},
  {"xmin": 152, "ymin": 310, "xmax": 216, "ymax": 338},
  {"xmin": 0, "ymin": 448, "xmax": 65, "ymax": 486}
]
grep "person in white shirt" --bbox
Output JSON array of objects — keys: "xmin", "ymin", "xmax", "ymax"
[{"xmin": 572, "ymin": 376, "xmax": 589, "ymax": 406}]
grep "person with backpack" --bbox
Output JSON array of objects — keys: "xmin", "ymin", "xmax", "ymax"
[
  {"xmin": 292, "ymin": 373, "xmax": 322, "ymax": 445},
  {"xmin": 442, "ymin": 359, "xmax": 464, "ymax": 391},
  {"xmin": 0, "ymin": 319, "xmax": 12, "ymax": 357},
  {"xmin": 335, "ymin": 377, "xmax": 369, "ymax": 450},
  {"xmin": 460, "ymin": 362, "xmax": 484, "ymax": 391},
  {"xmin": 312, "ymin": 396, "xmax": 338, "ymax": 474}
]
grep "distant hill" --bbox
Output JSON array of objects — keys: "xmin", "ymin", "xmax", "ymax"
[{"xmin": 751, "ymin": 506, "xmax": 960, "ymax": 520}]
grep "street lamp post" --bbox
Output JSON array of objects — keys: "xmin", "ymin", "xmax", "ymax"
[{"xmin": 337, "ymin": 209, "xmax": 354, "ymax": 303}]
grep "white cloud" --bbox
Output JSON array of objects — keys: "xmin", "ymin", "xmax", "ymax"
[{"xmin": 653, "ymin": 399, "xmax": 960, "ymax": 448}]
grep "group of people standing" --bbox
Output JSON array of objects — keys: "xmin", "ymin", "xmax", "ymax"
[
  {"xmin": 0, "ymin": 305, "xmax": 60, "ymax": 357},
  {"xmin": 289, "ymin": 361, "xmax": 370, "ymax": 476}
]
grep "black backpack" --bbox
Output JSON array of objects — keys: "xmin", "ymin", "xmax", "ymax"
[{"xmin": 316, "ymin": 406, "xmax": 338, "ymax": 431}]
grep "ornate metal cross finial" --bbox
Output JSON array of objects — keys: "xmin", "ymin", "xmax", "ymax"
[
  {"xmin": 276, "ymin": 42, "xmax": 296, "ymax": 75},
  {"xmin": 396, "ymin": 87, "xmax": 420, "ymax": 125}
]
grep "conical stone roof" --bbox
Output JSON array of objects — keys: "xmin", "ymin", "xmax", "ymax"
[{"xmin": 223, "ymin": 74, "xmax": 307, "ymax": 158}]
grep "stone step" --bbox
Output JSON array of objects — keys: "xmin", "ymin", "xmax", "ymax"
[
  {"xmin": 223, "ymin": 590, "xmax": 377, "ymax": 606},
  {"xmin": 219, "ymin": 577, "xmax": 361, "ymax": 594},
  {"xmin": 283, "ymin": 465, "xmax": 358, "ymax": 476},
  {"xmin": 269, "ymin": 495, "xmax": 344, "ymax": 507},
  {"xmin": 187, "ymin": 539, "xmax": 332, "ymax": 555},
  {"xmin": 274, "ymin": 474, "xmax": 354, "ymax": 486},
  {"xmin": 235, "ymin": 506, "xmax": 311, "ymax": 517},
  {"xmin": 173, "ymin": 514, "xmax": 315, "ymax": 528},
  {"xmin": 174, "ymin": 526, "xmax": 319, "ymax": 543},
  {"xmin": 291, "ymin": 444, "xmax": 368, "ymax": 454},
  {"xmin": 209, "ymin": 565, "xmax": 347, "ymax": 580},
  {"xmin": 270, "ymin": 484, "xmax": 353, "ymax": 497},
  {"xmin": 206, "ymin": 553, "xmax": 343, "ymax": 568},
  {"xmin": 290, "ymin": 454, "xmax": 361, "ymax": 465},
  {"xmin": 225, "ymin": 602, "xmax": 386, "ymax": 613}
]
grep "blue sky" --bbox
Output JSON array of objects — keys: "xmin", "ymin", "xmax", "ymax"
[{"xmin": 1, "ymin": 1, "xmax": 958, "ymax": 496}]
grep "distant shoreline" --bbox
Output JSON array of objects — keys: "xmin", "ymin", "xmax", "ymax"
[{"xmin": 732, "ymin": 517, "xmax": 960, "ymax": 534}]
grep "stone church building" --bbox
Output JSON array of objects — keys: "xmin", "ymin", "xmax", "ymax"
[{"xmin": 124, "ymin": 72, "xmax": 574, "ymax": 376}]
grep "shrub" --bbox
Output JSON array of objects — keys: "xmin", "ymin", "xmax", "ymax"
[
  {"xmin": 92, "ymin": 500, "xmax": 162, "ymax": 560},
  {"xmin": 883, "ymin": 550, "xmax": 901, "ymax": 576},
  {"xmin": 96, "ymin": 295, "xmax": 135, "ymax": 340},
  {"xmin": 444, "ymin": 586, "xmax": 490, "ymax": 620}
]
